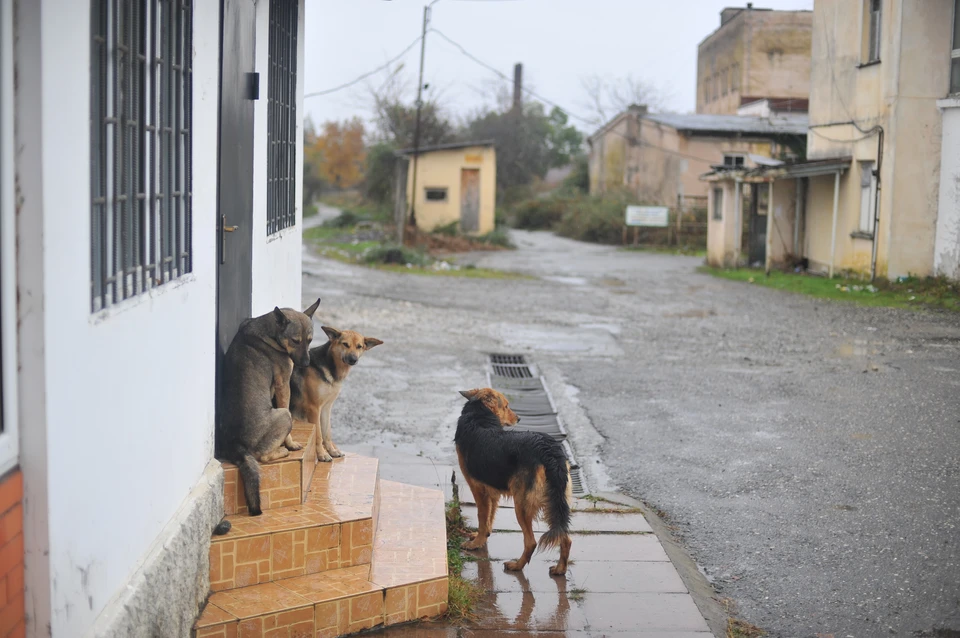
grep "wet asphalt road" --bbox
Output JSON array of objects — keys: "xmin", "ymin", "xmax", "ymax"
[{"xmin": 301, "ymin": 229, "xmax": 960, "ymax": 638}]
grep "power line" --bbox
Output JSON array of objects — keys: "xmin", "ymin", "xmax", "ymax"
[
  {"xmin": 430, "ymin": 28, "xmax": 734, "ymax": 166},
  {"xmin": 304, "ymin": 35, "xmax": 423, "ymax": 99}
]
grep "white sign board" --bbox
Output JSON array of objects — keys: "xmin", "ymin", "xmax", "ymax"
[{"xmin": 625, "ymin": 206, "xmax": 669, "ymax": 227}]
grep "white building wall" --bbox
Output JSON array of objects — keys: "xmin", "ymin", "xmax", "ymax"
[
  {"xmin": 251, "ymin": 0, "xmax": 305, "ymax": 314},
  {"xmin": 19, "ymin": 1, "xmax": 220, "ymax": 634},
  {"xmin": 936, "ymin": 100, "xmax": 960, "ymax": 280}
]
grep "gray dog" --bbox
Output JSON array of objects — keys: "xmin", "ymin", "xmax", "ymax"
[{"xmin": 218, "ymin": 298, "xmax": 321, "ymax": 515}]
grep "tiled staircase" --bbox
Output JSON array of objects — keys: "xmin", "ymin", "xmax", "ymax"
[{"xmin": 194, "ymin": 423, "xmax": 448, "ymax": 637}]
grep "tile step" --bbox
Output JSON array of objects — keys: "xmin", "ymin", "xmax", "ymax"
[
  {"xmin": 370, "ymin": 480, "xmax": 449, "ymax": 626},
  {"xmin": 197, "ymin": 476, "xmax": 451, "ymax": 637},
  {"xmin": 210, "ymin": 454, "xmax": 382, "ymax": 592},
  {"xmin": 195, "ymin": 566, "xmax": 387, "ymax": 638},
  {"xmin": 220, "ymin": 421, "xmax": 318, "ymax": 516}
]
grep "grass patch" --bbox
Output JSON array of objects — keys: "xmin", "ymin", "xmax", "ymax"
[
  {"xmin": 445, "ymin": 476, "xmax": 482, "ymax": 621},
  {"xmin": 568, "ymin": 587, "xmax": 587, "ymax": 603},
  {"xmin": 727, "ymin": 618, "xmax": 766, "ymax": 638},
  {"xmin": 701, "ymin": 267, "xmax": 960, "ymax": 311},
  {"xmin": 622, "ymin": 244, "xmax": 707, "ymax": 258},
  {"xmin": 304, "ymin": 226, "xmax": 525, "ymax": 280}
]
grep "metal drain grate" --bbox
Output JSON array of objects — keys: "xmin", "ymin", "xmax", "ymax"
[
  {"xmin": 490, "ymin": 353, "xmax": 535, "ymax": 379},
  {"xmin": 487, "ymin": 353, "xmax": 587, "ymax": 497}
]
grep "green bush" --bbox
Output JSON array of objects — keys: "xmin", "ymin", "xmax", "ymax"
[
  {"xmin": 554, "ymin": 196, "xmax": 627, "ymax": 244},
  {"xmin": 477, "ymin": 228, "xmax": 514, "ymax": 248},
  {"xmin": 322, "ymin": 210, "xmax": 363, "ymax": 228},
  {"xmin": 511, "ymin": 197, "xmax": 568, "ymax": 230},
  {"xmin": 361, "ymin": 243, "xmax": 431, "ymax": 267},
  {"xmin": 432, "ymin": 221, "xmax": 460, "ymax": 236}
]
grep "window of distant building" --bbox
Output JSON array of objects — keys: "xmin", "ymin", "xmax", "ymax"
[
  {"xmin": 425, "ymin": 188, "xmax": 448, "ymax": 202},
  {"xmin": 862, "ymin": 0, "xmax": 882, "ymax": 64},
  {"xmin": 723, "ymin": 154, "xmax": 746, "ymax": 168},
  {"xmin": 951, "ymin": 0, "xmax": 960, "ymax": 93},
  {"xmin": 712, "ymin": 188, "xmax": 724, "ymax": 221}
]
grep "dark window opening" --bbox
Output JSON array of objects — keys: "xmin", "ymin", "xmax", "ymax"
[
  {"xmin": 425, "ymin": 188, "xmax": 448, "ymax": 202},
  {"xmin": 723, "ymin": 155, "xmax": 745, "ymax": 167},
  {"xmin": 712, "ymin": 188, "xmax": 724, "ymax": 221}
]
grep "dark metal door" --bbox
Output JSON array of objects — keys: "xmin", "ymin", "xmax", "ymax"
[
  {"xmin": 217, "ymin": 0, "xmax": 256, "ymax": 354},
  {"xmin": 216, "ymin": 0, "xmax": 256, "ymax": 438},
  {"xmin": 748, "ymin": 187, "xmax": 767, "ymax": 266},
  {"xmin": 460, "ymin": 168, "xmax": 480, "ymax": 233}
]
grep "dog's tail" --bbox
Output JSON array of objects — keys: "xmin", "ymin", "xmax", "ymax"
[
  {"xmin": 237, "ymin": 451, "xmax": 263, "ymax": 516},
  {"xmin": 538, "ymin": 459, "xmax": 573, "ymax": 552}
]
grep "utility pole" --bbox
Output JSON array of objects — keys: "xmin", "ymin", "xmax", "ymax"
[
  {"xmin": 406, "ymin": 4, "xmax": 431, "ymax": 246},
  {"xmin": 512, "ymin": 63, "xmax": 523, "ymax": 114}
]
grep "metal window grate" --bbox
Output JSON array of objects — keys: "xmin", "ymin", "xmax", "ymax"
[
  {"xmin": 266, "ymin": 0, "xmax": 298, "ymax": 235},
  {"xmin": 91, "ymin": 0, "xmax": 193, "ymax": 312}
]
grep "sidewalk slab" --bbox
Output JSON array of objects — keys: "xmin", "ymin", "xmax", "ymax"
[
  {"xmin": 479, "ymin": 532, "xmax": 670, "ymax": 563},
  {"xmin": 462, "ymin": 506, "xmax": 653, "ymax": 534},
  {"xmin": 578, "ymin": 593, "xmax": 712, "ymax": 633}
]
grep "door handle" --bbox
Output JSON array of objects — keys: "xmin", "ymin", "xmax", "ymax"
[{"xmin": 220, "ymin": 215, "xmax": 239, "ymax": 264}]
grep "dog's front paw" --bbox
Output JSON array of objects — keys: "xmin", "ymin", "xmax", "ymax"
[
  {"xmin": 285, "ymin": 440, "xmax": 303, "ymax": 451},
  {"xmin": 504, "ymin": 560, "xmax": 524, "ymax": 572},
  {"xmin": 317, "ymin": 451, "xmax": 334, "ymax": 463},
  {"xmin": 461, "ymin": 537, "xmax": 486, "ymax": 550},
  {"xmin": 548, "ymin": 564, "xmax": 567, "ymax": 576},
  {"xmin": 326, "ymin": 446, "xmax": 345, "ymax": 459}
]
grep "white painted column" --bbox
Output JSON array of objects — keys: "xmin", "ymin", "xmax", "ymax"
[{"xmin": 829, "ymin": 170, "xmax": 840, "ymax": 278}]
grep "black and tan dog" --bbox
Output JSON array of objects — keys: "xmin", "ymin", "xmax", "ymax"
[
  {"xmin": 290, "ymin": 326, "xmax": 383, "ymax": 462},
  {"xmin": 217, "ymin": 298, "xmax": 321, "ymax": 515},
  {"xmin": 455, "ymin": 388, "xmax": 573, "ymax": 575}
]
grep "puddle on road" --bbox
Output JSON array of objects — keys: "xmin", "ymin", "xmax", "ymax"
[
  {"xmin": 835, "ymin": 339, "xmax": 878, "ymax": 357},
  {"xmin": 542, "ymin": 275, "xmax": 589, "ymax": 286},
  {"xmin": 497, "ymin": 323, "xmax": 623, "ymax": 356},
  {"xmin": 599, "ymin": 276, "xmax": 626, "ymax": 287},
  {"xmin": 663, "ymin": 308, "xmax": 717, "ymax": 319}
]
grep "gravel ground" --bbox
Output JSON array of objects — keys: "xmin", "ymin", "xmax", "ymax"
[{"xmin": 301, "ymin": 229, "xmax": 960, "ymax": 638}]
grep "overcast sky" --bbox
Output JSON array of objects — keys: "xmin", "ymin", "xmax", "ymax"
[{"xmin": 303, "ymin": 0, "xmax": 813, "ymax": 134}]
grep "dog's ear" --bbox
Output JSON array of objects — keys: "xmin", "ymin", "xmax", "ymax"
[
  {"xmin": 272, "ymin": 307, "xmax": 289, "ymax": 327},
  {"xmin": 303, "ymin": 297, "xmax": 321, "ymax": 318},
  {"xmin": 363, "ymin": 337, "xmax": 384, "ymax": 350},
  {"xmin": 459, "ymin": 389, "xmax": 480, "ymax": 402},
  {"xmin": 321, "ymin": 326, "xmax": 341, "ymax": 341}
]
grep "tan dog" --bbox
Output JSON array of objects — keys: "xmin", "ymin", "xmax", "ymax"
[
  {"xmin": 455, "ymin": 388, "xmax": 573, "ymax": 575},
  {"xmin": 290, "ymin": 327, "xmax": 383, "ymax": 462}
]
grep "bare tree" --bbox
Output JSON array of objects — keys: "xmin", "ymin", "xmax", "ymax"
[{"xmin": 579, "ymin": 74, "xmax": 671, "ymax": 127}]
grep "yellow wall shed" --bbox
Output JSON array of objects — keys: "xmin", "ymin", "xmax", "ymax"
[{"xmin": 402, "ymin": 141, "xmax": 497, "ymax": 235}]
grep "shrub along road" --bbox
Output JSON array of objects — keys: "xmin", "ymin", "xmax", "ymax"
[{"xmin": 303, "ymin": 229, "xmax": 960, "ymax": 638}]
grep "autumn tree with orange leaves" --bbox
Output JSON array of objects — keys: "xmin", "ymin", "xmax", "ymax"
[{"xmin": 311, "ymin": 118, "xmax": 366, "ymax": 191}]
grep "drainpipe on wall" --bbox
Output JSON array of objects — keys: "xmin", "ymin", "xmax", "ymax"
[{"xmin": 869, "ymin": 128, "xmax": 884, "ymax": 282}]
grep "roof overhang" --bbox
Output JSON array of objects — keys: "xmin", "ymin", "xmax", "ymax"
[{"xmin": 700, "ymin": 156, "xmax": 852, "ymax": 183}]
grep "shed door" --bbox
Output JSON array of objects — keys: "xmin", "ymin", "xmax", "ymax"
[{"xmin": 460, "ymin": 168, "xmax": 480, "ymax": 233}]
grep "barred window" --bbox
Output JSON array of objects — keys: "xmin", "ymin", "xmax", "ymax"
[
  {"xmin": 91, "ymin": 0, "xmax": 193, "ymax": 312},
  {"xmin": 266, "ymin": 0, "xmax": 299, "ymax": 235}
]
